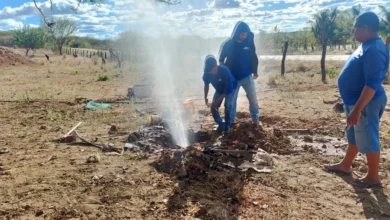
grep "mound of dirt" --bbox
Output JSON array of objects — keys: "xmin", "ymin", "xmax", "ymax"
[
  {"xmin": 152, "ymin": 146, "xmax": 246, "ymax": 220},
  {"xmin": 224, "ymin": 120, "xmax": 295, "ymax": 155},
  {"xmin": 0, "ymin": 47, "xmax": 35, "ymax": 66}
]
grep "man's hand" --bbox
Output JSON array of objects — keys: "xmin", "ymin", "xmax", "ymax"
[
  {"xmin": 253, "ymin": 73, "xmax": 258, "ymax": 79},
  {"xmin": 205, "ymin": 98, "xmax": 210, "ymax": 107},
  {"xmin": 347, "ymin": 109, "xmax": 361, "ymax": 126}
]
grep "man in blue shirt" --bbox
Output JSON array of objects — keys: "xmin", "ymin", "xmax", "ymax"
[
  {"xmin": 203, "ymin": 55, "xmax": 237, "ymax": 134},
  {"xmin": 325, "ymin": 12, "xmax": 389, "ymax": 188},
  {"xmin": 219, "ymin": 21, "xmax": 260, "ymax": 126}
]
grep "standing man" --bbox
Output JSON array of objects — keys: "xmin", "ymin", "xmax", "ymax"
[
  {"xmin": 203, "ymin": 55, "xmax": 237, "ymax": 135},
  {"xmin": 325, "ymin": 12, "xmax": 388, "ymax": 188},
  {"xmin": 219, "ymin": 21, "xmax": 261, "ymax": 126}
]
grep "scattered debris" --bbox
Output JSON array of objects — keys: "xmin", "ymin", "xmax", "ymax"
[
  {"xmin": 124, "ymin": 143, "xmax": 140, "ymax": 152},
  {"xmin": 0, "ymin": 148, "xmax": 9, "ymax": 154},
  {"xmin": 303, "ymin": 136, "xmax": 314, "ymax": 143},
  {"xmin": 48, "ymin": 155, "xmax": 57, "ymax": 161},
  {"xmin": 92, "ymin": 174, "xmax": 103, "ymax": 180},
  {"xmin": 63, "ymin": 122, "xmax": 82, "ymax": 142},
  {"xmin": 203, "ymin": 146, "xmax": 257, "ymax": 155},
  {"xmin": 85, "ymin": 101, "xmax": 111, "ymax": 110},
  {"xmin": 146, "ymin": 115, "xmax": 163, "ymax": 126},
  {"xmin": 238, "ymin": 161, "xmax": 272, "ymax": 173},
  {"xmin": 280, "ymin": 129, "xmax": 313, "ymax": 135},
  {"xmin": 86, "ymin": 154, "xmax": 101, "ymax": 163},
  {"xmin": 222, "ymin": 161, "xmax": 236, "ymax": 169}
]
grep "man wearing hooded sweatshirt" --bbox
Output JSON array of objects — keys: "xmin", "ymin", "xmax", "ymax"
[{"xmin": 219, "ymin": 21, "xmax": 260, "ymax": 126}]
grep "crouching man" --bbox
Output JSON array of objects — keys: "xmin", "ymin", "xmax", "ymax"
[{"xmin": 203, "ymin": 55, "xmax": 237, "ymax": 135}]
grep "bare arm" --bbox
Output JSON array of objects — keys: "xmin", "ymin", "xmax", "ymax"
[
  {"xmin": 204, "ymin": 84, "xmax": 210, "ymax": 106},
  {"xmin": 347, "ymin": 86, "xmax": 376, "ymax": 125},
  {"xmin": 212, "ymin": 94, "xmax": 227, "ymax": 107}
]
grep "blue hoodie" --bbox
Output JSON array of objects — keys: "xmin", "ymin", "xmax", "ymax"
[{"xmin": 219, "ymin": 21, "xmax": 259, "ymax": 81}]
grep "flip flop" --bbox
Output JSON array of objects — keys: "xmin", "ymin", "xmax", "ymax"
[
  {"xmin": 323, "ymin": 165, "xmax": 352, "ymax": 175},
  {"xmin": 352, "ymin": 179, "xmax": 382, "ymax": 189}
]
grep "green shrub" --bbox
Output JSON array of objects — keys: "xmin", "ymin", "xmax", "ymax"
[
  {"xmin": 98, "ymin": 75, "xmax": 110, "ymax": 81},
  {"xmin": 327, "ymin": 65, "xmax": 340, "ymax": 79}
]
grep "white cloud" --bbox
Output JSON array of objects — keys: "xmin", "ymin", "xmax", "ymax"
[{"xmin": 0, "ymin": 0, "xmax": 389, "ymax": 38}]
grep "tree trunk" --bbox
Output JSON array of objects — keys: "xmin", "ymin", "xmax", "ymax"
[
  {"xmin": 281, "ymin": 41, "xmax": 289, "ymax": 76},
  {"xmin": 59, "ymin": 45, "xmax": 63, "ymax": 55},
  {"xmin": 311, "ymin": 45, "xmax": 314, "ymax": 52},
  {"xmin": 25, "ymin": 48, "xmax": 30, "ymax": 56},
  {"xmin": 321, "ymin": 43, "xmax": 327, "ymax": 83}
]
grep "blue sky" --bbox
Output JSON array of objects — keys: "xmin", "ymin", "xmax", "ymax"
[{"xmin": 0, "ymin": 0, "xmax": 389, "ymax": 39}]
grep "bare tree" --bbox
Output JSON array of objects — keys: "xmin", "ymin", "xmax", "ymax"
[{"xmin": 43, "ymin": 17, "xmax": 78, "ymax": 55}]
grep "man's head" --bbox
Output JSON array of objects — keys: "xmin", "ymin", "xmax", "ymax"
[
  {"xmin": 204, "ymin": 55, "xmax": 218, "ymax": 75},
  {"xmin": 353, "ymin": 11, "xmax": 380, "ymax": 43}
]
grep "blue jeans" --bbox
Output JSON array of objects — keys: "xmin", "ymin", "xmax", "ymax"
[
  {"xmin": 211, "ymin": 91, "xmax": 234, "ymax": 128},
  {"xmin": 231, "ymin": 75, "xmax": 259, "ymax": 123},
  {"xmin": 344, "ymin": 94, "xmax": 387, "ymax": 154}
]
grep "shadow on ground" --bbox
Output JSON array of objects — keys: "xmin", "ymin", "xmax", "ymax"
[{"xmin": 337, "ymin": 174, "xmax": 390, "ymax": 219}]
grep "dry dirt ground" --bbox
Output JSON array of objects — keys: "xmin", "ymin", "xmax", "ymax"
[{"xmin": 1, "ymin": 48, "xmax": 390, "ymax": 220}]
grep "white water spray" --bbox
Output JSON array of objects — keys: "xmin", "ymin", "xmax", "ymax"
[{"xmin": 139, "ymin": 3, "xmax": 190, "ymax": 147}]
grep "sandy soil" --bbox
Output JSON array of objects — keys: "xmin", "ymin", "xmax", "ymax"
[{"xmin": 0, "ymin": 49, "xmax": 390, "ymax": 220}]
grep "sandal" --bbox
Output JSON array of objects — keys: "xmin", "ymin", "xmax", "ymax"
[
  {"xmin": 352, "ymin": 179, "xmax": 382, "ymax": 189},
  {"xmin": 323, "ymin": 165, "xmax": 352, "ymax": 175}
]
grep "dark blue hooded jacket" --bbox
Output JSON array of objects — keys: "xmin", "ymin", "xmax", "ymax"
[{"xmin": 219, "ymin": 21, "xmax": 258, "ymax": 81}]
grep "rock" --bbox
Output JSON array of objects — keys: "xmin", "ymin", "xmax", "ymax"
[
  {"xmin": 322, "ymin": 145, "xmax": 327, "ymax": 149},
  {"xmin": 86, "ymin": 154, "xmax": 101, "ymax": 163},
  {"xmin": 35, "ymin": 210, "xmax": 44, "ymax": 217},
  {"xmin": 124, "ymin": 143, "xmax": 139, "ymax": 152},
  {"xmin": 303, "ymin": 136, "xmax": 314, "ymax": 143},
  {"xmin": 261, "ymin": 204, "xmax": 269, "ymax": 209},
  {"xmin": 359, "ymin": 165, "xmax": 368, "ymax": 173},
  {"xmin": 333, "ymin": 102, "xmax": 344, "ymax": 113},
  {"xmin": 253, "ymin": 201, "xmax": 259, "ymax": 205},
  {"xmin": 309, "ymin": 147, "xmax": 316, "ymax": 153},
  {"xmin": 108, "ymin": 125, "xmax": 118, "ymax": 135},
  {"xmin": 0, "ymin": 148, "xmax": 9, "ymax": 154},
  {"xmin": 40, "ymin": 125, "xmax": 47, "ymax": 130},
  {"xmin": 273, "ymin": 129, "xmax": 284, "ymax": 138}
]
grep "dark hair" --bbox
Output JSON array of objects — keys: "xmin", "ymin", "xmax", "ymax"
[
  {"xmin": 355, "ymin": 11, "xmax": 380, "ymax": 32},
  {"xmin": 204, "ymin": 55, "xmax": 217, "ymax": 73}
]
